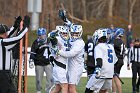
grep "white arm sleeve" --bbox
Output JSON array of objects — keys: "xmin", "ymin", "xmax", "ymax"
[
  {"xmin": 58, "ymin": 40, "xmax": 85, "ymax": 58},
  {"xmin": 94, "ymin": 46, "xmax": 103, "ymax": 65}
]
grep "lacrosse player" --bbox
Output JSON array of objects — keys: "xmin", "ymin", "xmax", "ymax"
[
  {"xmin": 111, "ymin": 28, "xmax": 126, "ymax": 93},
  {"xmin": 55, "ymin": 25, "xmax": 85, "ymax": 93},
  {"xmin": 29, "ymin": 28, "xmax": 53, "ymax": 93},
  {"xmin": 85, "ymin": 28, "xmax": 118, "ymax": 93},
  {"xmin": 49, "ymin": 25, "xmax": 70, "ymax": 93},
  {"xmin": 85, "ymin": 31, "xmax": 98, "ymax": 79},
  {"xmin": 53, "ymin": 10, "xmax": 85, "ymax": 93}
]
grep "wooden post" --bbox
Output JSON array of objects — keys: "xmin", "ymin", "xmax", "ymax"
[
  {"xmin": 18, "ymin": 39, "xmax": 23, "ymax": 93},
  {"xmin": 24, "ymin": 32, "xmax": 28, "ymax": 93}
]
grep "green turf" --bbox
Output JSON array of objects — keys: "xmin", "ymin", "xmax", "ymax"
[{"xmin": 27, "ymin": 76, "xmax": 133, "ymax": 93}]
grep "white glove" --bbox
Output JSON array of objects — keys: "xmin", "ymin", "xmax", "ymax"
[
  {"xmin": 29, "ymin": 59, "xmax": 34, "ymax": 69},
  {"xmin": 95, "ymin": 67, "xmax": 101, "ymax": 79}
]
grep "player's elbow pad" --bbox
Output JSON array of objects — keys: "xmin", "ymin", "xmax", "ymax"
[{"xmin": 96, "ymin": 58, "xmax": 102, "ymax": 68}]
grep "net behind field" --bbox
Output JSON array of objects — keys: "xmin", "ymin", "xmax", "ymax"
[{"xmin": 11, "ymin": 34, "xmax": 28, "ymax": 93}]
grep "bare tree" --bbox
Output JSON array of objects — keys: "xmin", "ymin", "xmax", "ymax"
[
  {"xmin": 60, "ymin": 2, "xmax": 88, "ymax": 23},
  {"xmin": 48, "ymin": 0, "xmax": 55, "ymax": 29},
  {"xmin": 87, "ymin": 0, "xmax": 108, "ymax": 19},
  {"xmin": 69, "ymin": 0, "xmax": 74, "ymax": 22},
  {"xmin": 108, "ymin": 0, "xmax": 115, "ymax": 17},
  {"xmin": 81, "ymin": 0, "xmax": 87, "ymax": 21},
  {"xmin": 129, "ymin": 0, "xmax": 137, "ymax": 25}
]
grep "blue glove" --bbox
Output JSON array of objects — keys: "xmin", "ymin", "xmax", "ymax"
[{"xmin": 95, "ymin": 67, "xmax": 101, "ymax": 79}]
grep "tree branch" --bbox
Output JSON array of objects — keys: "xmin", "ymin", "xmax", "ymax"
[{"xmin": 60, "ymin": 3, "xmax": 89, "ymax": 23}]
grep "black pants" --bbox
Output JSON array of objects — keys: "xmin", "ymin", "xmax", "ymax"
[
  {"xmin": 87, "ymin": 66, "xmax": 95, "ymax": 79},
  {"xmin": 114, "ymin": 59, "xmax": 124, "ymax": 75},
  {"xmin": 132, "ymin": 62, "xmax": 140, "ymax": 92},
  {"xmin": 0, "ymin": 70, "xmax": 16, "ymax": 93}
]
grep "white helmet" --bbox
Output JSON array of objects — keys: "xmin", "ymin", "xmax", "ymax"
[
  {"xmin": 70, "ymin": 25, "xmax": 83, "ymax": 41},
  {"xmin": 56, "ymin": 25, "xmax": 70, "ymax": 40},
  {"xmin": 95, "ymin": 28, "xmax": 107, "ymax": 43}
]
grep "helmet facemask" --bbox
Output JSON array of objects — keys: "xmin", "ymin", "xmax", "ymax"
[
  {"xmin": 37, "ymin": 28, "xmax": 47, "ymax": 45},
  {"xmin": 60, "ymin": 31, "xmax": 70, "ymax": 41},
  {"xmin": 70, "ymin": 25, "xmax": 83, "ymax": 41},
  {"xmin": 56, "ymin": 26, "xmax": 70, "ymax": 41}
]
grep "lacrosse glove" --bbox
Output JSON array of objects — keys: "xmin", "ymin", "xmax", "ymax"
[
  {"xmin": 95, "ymin": 67, "xmax": 101, "ymax": 79},
  {"xmin": 29, "ymin": 59, "xmax": 34, "ymax": 69},
  {"xmin": 51, "ymin": 46, "xmax": 59, "ymax": 55},
  {"xmin": 13, "ymin": 16, "xmax": 22, "ymax": 28},
  {"xmin": 58, "ymin": 9, "xmax": 67, "ymax": 22},
  {"xmin": 23, "ymin": 15, "xmax": 30, "ymax": 28}
]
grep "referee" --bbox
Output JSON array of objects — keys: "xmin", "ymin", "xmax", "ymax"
[
  {"xmin": 0, "ymin": 16, "xmax": 30, "ymax": 93},
  {"xmin": 128, "ymin": 38, "xmax": 140, "ymax": 93}
]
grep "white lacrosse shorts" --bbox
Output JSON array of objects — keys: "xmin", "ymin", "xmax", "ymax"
[
  {"xmin": 86, "ymin": 74, "xmax": 112, "ymax": 92},
  {"xmin": 52, "ymin": 66, "xmax": 68, "ymax": 84}
]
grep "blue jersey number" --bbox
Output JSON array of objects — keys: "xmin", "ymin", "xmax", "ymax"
[
  {"xmin": 64, "ymin": 42, "xmax": 71, "ymax": 51},
  {"xmin": 108, "ymin": 49, "xmax": 113, "ymax": 63}
]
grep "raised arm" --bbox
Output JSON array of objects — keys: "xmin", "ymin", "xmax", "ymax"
[{"xmin": 2, "ymin": 15, "xmax": 30, "ymax": 49}]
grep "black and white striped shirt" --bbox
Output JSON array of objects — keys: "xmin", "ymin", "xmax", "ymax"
[
  {"xmin": 0, "ymin": 27, "xmax": 28, "ymax": 70},
  {"xmin": 128, "ymin": 46, "xmax": 140, "ymax": 63}
]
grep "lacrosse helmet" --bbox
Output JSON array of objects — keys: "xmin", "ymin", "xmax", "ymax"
[
  {"xmin": 37, "ymin": 28, "xmax": 46, "ymax": 36},
  {"xmin": 56, "ymin": 26, "xmax": 70, "ymax": 41},
  {"xmin": 70, "ymin": 25, "xmax": 83, "ymax": 41},
  {"xmin": 37, "ymin": 28, "xmax": 47, "ymax": 44},
  {"xmin": 96, "ymin": 28, "xmax": 107, "ymax": 43},
  {"xmin": 114, "ymin": 28, "xmax": 125, "ymax": 38}
]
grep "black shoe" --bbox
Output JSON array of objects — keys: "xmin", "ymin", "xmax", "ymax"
[
  {"xmin": 136, "ymin": 85, "xmax": 139, "ymax": 92},
  {"xmin": 85, "ymin": 88, "xmax": 93, "ymax": 93},
  {"xmin": 136, "ymin": 88, "xmax": 139, "ymax": 92}
]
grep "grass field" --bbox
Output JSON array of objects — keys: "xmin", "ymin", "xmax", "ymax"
[{"xmin": 27, "ymin": 76, "xmax": 133, "ymax": 93}]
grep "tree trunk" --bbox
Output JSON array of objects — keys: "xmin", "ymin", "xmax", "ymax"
[
  {"xmin": 108, "ymin": 0, "xmax": 115, "ymax": 18},
  {"xmin": 129, "ymin": 0, "xmax": 137, "ymax": 25},
  {"xmin": 48, "ymin": 0, "xmax": 55, "ymax": 30},
  {"xmin": 82, "ymin": 0, "xmax": 87, "ymax": 21},
  {"xmin": 69, "ymin": 0, "xmax": 74, "ymax": 22}
]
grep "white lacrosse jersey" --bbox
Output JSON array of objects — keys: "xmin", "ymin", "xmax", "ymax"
[
  {"xmin": 51, "ymin": 36, "xmax": 69, "ymax": 83},
  {"xmin": 58, "ymin": 38, "xmax": 85, "ymax": 84},
  {"xmin": 94, "ymin": 43, "xmax": 118, "ymax": 78},
  {"xmin": 52, "ymin": 36, "xmax": 69, "ymax": 65}
]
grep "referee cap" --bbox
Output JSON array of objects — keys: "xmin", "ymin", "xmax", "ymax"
[{"xmin": 0, "ymin": 24, "xmax": 9, "ymax": 34}]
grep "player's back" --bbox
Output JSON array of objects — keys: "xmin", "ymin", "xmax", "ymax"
[
  {"xmin": 94, "ymin": 43, "xmax": 118, "ymax": 78},
  {"xmin": 114, "ymin": 38, "xmax": 125, "ymax": 59}
]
